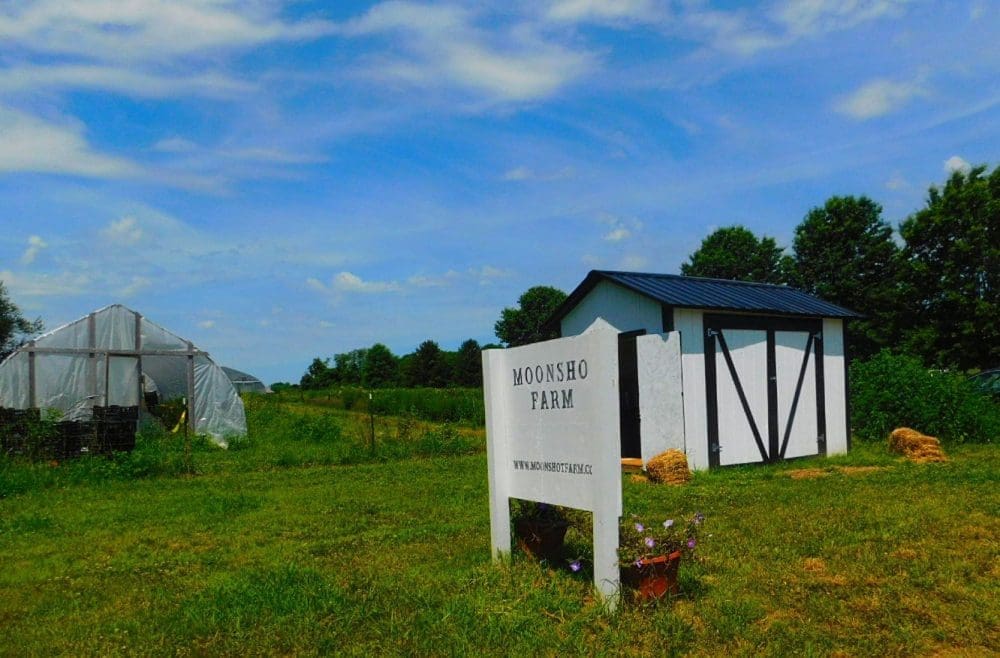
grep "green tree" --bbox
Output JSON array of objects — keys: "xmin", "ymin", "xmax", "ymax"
[
  {"xmin": 0, "ymin": 282, "xmax": 42, "ymax": 359},
  {"xmin": 681, "ymin": 225, "xmax": 793, "ymax": 284},
  {"xmin": 898, "ymin": 165, "xmax": 1000, "ymax": 370},
  {"xmin": 363, "ymin": 343, "xmax": 399, "ymax": 388},
  {"xmin": 494, "ymin": 286, "xmax": 567, "ymax": 347},
  {"xmin": 453, "ymin": 338, "xmax": 483, "ymax": 387},
  {"xmin": 404, "ymin": 340, "xmax": 452, "ymax": 387},
  {"xmin": 333, "ymin": 349, "xmax": 367, "ymax": 386},
  {"xmin": 793, "ymin": 196, "xmax": 901, "ymax": 359},
  {"xmin": 300, "ymin": 358, "xmax": 333, "ymax": 390}
]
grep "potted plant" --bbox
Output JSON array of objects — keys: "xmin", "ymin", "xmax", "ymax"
[
  {"xmin": 619, "ymin": 512, "xmax": 704, "ymax": 601},
  {"xmin": 512, "ymin": 500, "xmax": 570, "ymax": 561}
]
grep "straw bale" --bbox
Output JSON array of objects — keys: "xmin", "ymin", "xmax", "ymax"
[
  {"xmin": 888, "ymin": 427, "xmax": 947, "ymax": 462},
  {"xmin": 645, "ymin": 449, "xmax": 691, "ymax": 485}
]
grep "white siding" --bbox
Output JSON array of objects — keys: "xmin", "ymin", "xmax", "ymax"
[
  {"xmin": 636, "ymin": 332, "xmax": 685, "ymax": 462},
  {"xmin": 560, "ymin": 281, "xmax": 662, "ymax": 337},
  {"xmin": 674, "ymin": 308, "xmax": 709, "ymax": 470},
  {"xmin": 823, "ymin": 318, "xmax": 848, "ymax": 455}
]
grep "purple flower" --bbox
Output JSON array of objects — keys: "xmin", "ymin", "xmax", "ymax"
[
  {"xmin": 687, "ymin": 538, "xmax": 697, "ymax": 549},
  {"xmin": 645, "ymin": 537, "xmax": 656, "ymax": 548},
  {"xmin": 693, "ymin": 512, "xmax": 705, "ymax": 525},
  {"xmin": 634, "ymin": 559, "xmax": 644, "ymax": 569},
  {"xmin": 663, "ymin": 519, "xmax": 674, "ymax": 528},
  {"xmin": 569, "ymin": 560, "xmax": 581, "ymax": 572},
  {"xmin": 635, "ymin": 522, "xmax": 644, "ymax": 532}
]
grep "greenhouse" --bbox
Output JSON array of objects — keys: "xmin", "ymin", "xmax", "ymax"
[{"xmin": 0, "ymin": 304, "xmax": 246, "ymax": 446}]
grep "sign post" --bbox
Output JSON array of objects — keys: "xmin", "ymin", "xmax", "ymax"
[{"xmin": 483, "ymin": 319, "xmax": 623, "ymax": 608}]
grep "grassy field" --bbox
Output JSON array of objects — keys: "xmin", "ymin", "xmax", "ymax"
[{"xmin": 1, "ymin": 397, "xmax": 997, "ymax": 656}]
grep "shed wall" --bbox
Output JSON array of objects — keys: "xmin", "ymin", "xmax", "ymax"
[
  {"xmin": 674, "ymin": 308, "xmax": 710, "ymax": 470},
  {"xmin": 822, "ymin": 318, "xmax": 849, "ymax": 456},
  {"xmin": 560, "ymin": 281, "xmax": 662, "ymax": 336}
]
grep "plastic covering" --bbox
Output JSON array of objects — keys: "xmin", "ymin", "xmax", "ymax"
[{"xmin": 0, "ymin": 304, "xmax": 246, "ymax": 447}]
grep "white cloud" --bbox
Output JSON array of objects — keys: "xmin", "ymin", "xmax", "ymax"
[
  {"xmin": 546, "ymin": 0, "xmax": 657, "ymax": 23},
  {"xmin": 309, "ymin": 271, "xmax": 401, "ymax": 294},
  {"xmin": 119, "ymin": 276, "xmax": 152, "ymax": 298},
  {"xmin": 944, "ymin": 155, "xmax": 971, "ymax": 174},
  {"xmin": 0, "ymin": 106, "xmax": 140, "ymax": 178},
  {"xmin": 598, "ymin": 212, "xmax": 641, "ymax": 243},
  {"xmin": 0, "ymin": 269, "xmax": 91, "ymax": 297},
  {"xmin": 342, "ymin": 2, "xmax": 594, "ymax": 103},
  {"xmin": 102, "ymin": 217, "xmax": 144, "ymax": 245},
  {"xmin": 603, "ymin": 227, "xmax": 631, "ymax": 242},
  {"xmin": 0, "ymin": 65, "xmax": 252, "ymax": 99},
  {"xmin": 0, "ymin": 0, "xmax": 334, "ymax": 63},
  {"xmin": 21, "ymin": 235, "xmax": 47, "ymax": 265},
  {"xmin": 502, "ymin": 165, "xmax": 575, "ymax": 182},
  {"xmin": 835, "ymin": 79, "xmax": 926, "ymax": 119},
  {"xmin": 775, "ymin": 0, "xmax": 909, "ymax": 38},
  {"xmin": 198, "ymin": 320, "xmax": 216, "ymax": 329}
]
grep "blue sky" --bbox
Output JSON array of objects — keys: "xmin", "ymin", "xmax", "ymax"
[{"xmin": 1, "ymin": 0, "xmax": 997, "ymax": 385}]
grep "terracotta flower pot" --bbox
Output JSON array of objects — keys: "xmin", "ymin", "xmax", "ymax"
[
  {"xmin": 622, "ymin": 550, "xmax": 682, "ymax": 600},
  {"xmin": 514, "ymin": 518, "xmax": 569, "ymax": 560}
]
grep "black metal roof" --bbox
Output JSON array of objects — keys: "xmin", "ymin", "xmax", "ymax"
[{"xmin": 549, "ymin": 270, "xmax": 862, "ymax": 327}]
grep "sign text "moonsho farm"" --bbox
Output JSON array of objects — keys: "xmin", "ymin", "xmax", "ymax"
[{"xmin": 511, "ymin": 359, "xmax": 588, "ymax": 411}]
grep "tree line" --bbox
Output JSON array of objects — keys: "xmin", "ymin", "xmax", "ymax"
[
  {"xmin": 680, "ymin": 165, "xmax": 998, "ymax": 369},
  {"xmin": 295, "ymin": 338, "xmax": 497, "ymax": 390}
]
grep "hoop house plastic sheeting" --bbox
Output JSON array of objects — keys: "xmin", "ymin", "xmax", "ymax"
[{"xmin": 0, "ymin": 304, "xmax": 246, "ymax": 446}]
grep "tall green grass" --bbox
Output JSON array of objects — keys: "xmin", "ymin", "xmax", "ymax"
[{"xmin": 271, "ymin": 386, "xmax": 486, "ymax": 425}]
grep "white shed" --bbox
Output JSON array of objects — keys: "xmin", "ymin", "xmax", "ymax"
[{"xmin": 548, "ymin": 271, "xmax": 861, "ymax": 470}]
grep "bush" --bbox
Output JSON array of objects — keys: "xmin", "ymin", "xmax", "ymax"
[{"xmin": 850, "ymin": 350, "xmax": 1000, "ymax": 443}]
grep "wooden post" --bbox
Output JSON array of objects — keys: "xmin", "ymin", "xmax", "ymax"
[
  {"xmin": 134, "ymin": 312, "xmax": 143, "ymax": 414},
  {"xmin": 186, "ymin": 341, "xmax": 196, "ymax": 434},
  {"xmin": 87, "ymin": 313, "xmax": 96, "ymax": 411},
  {"xmin": 368, "ymin": 391, "xmax": 375, "ymax": 454},
  {"xmin": 27, "ymin": 341, "xmax": 36, "ymax": 409}
]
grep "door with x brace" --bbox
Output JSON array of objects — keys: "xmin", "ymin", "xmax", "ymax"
[{"xmin": 704, "ymin": 314, "xmax": 826, "ymax": 468}]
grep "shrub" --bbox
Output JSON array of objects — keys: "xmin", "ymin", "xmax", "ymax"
[{"xmin": 850, "ymin": 350, "xmax": 1000, "ymax": 443}]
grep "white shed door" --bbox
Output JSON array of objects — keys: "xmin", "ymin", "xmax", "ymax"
[
  {"xmin": 775, "ymin": 331, "xmax": 819, "ymax": 460},
  {"xmin": 705, "ymin": 315, "xmax": 826, "ymax": 468},
  {"xmin": 713, "ymin": 329, "xmax": 769, "ymax": 466}
]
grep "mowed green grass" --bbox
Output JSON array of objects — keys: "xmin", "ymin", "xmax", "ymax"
[{"xmin": 0, "ymin": 401, "xmax": 997, "ymax": 656}]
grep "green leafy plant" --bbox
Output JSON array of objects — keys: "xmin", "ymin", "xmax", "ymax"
[
  {"xmin": 618, "ymin": 512, "xmax": 704, "ymax": 568},
  {"xmin": 850, "ymin": 350, "xmax": 1000, "ymax": 443}
]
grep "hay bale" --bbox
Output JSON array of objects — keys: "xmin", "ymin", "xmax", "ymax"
[
  {"xmin": 645, "ymin": 449, "xmax": 691, "ymax": 485},
  {"xmin": 888, "ymin": 427, "xmax": 947, "ymax": 463}
]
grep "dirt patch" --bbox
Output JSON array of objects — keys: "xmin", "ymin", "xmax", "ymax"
[
  {"xmin": 803, "ymin": 557, "xmax": 827, "ymax": 572},
  {"xmin": 838, "ymin": 466, "xmax": 888, "ymax": 475},
  {"xmin": 892, "ymin": 548, "xmax": 919, "ymax": 560},
  {"xmin": 787, "ymin": 468, "xmax": 831, "ymax": 479}
]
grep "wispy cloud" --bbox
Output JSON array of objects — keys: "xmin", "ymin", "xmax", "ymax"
[
  {"xmin": 340, "ymin": 1, "xmax": 595, "ymax": 103},
  {"xmin": 835, "ymin": 78, "xmax": 927, "ymax": 119},
  {"xmin": 0, "ymin": 269, "xmax": 92, "ymax": 297},
  {"xmin": 0, "ymin": 106, "xmax": 140, "ymax": 178},
  {"xmin": 0, "ymin": 0, "xmax": 334, "ymax": 62},
  {"xmin": 21, "ymin": 235, "xmax": 47, "ymax": 265},
  {"xmin": 0, "ymin": 65, "xmax": 253, "ymax": 100},
  {"xmin": 944, "ymin": 155, "xmax": 971, "ymax": 174},
  {"xmin": 102, "ymin": 217, "xmax": 145, "ymax": 246}
]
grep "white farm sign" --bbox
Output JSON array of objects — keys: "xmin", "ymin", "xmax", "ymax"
[{"xmin": 482, "ymin": 319, "xmax": 623, "ymax": 605}]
